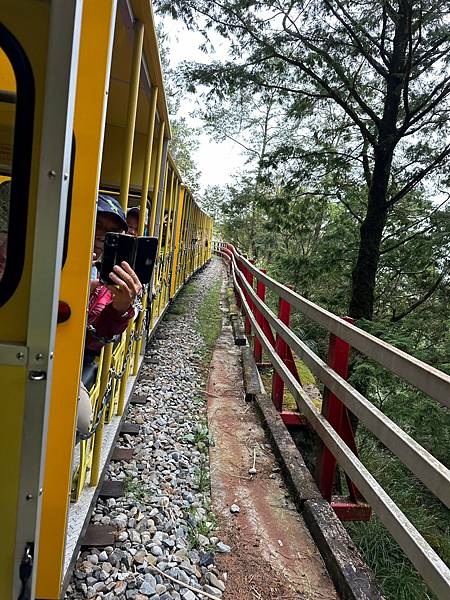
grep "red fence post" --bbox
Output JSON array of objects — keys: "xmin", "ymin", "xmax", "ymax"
[
  {"xmin": 234, "ymin": 254, "xmax": 242, "ymax": 309},
  {"xmin": 317, "ymin": 317, "xmax": 371, "ymax": 521},
  {"xmin": 245, "ymin": 261, "xmax": 255, "ymax": 335},
  {"xmin": 239, "ymin": 257, "xmax": 253, "ymax": 335},
  {"xmin": 254, "ymin": 269, "xmax": 266, "ymax": 364},
  {"xmin": 271, "ymin": 296, "xmax": 291, "ymax": 411}
]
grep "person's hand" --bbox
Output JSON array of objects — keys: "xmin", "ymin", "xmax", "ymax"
[
  {"xmin": 90, "ymin": 278, "xmax": 101, "ymax": 294},
  {"xmin": 107, "ymin": 261, "xmax": 142, "ymax": 313},
  {"xmin": 89, "ymin": 252, "xmax": 101, "ymax": 294}
]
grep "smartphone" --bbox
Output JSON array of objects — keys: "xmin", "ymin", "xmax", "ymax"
[
  {"xmin": 134, "ymin": 236, "xmax": 158, "ymax": 285},
  {"xmin": 99, "ymin": 233, "xmax": 158, "ymax": 286}
]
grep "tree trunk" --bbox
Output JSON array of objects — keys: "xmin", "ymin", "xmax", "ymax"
[
  {"xmin": 349, "ymin": 2, "xmax": 411, "ymax": 320},
  {"xmin": 348, "ymin": 147, "xmax": 393, "ymax": 320}
]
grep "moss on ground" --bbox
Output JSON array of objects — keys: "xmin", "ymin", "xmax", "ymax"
[
  {"xmin": 197, "ymin": 278, "xmax": 223, "ymax": 368},
  {"xmin": 259, "ymin": 358, "xmax": 320, "ymax": 411}
]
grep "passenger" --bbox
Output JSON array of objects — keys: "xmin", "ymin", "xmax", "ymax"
[
  {"xmin": 77, "ymin": 194, "xmax": 142, "ymax": 440},
  {"xmin": 126, "ymin": 206, "xmax": 139, "ymax": 237},
  {"xmin": 85, "ymin": 194, "xmax": 142, "ymax": 361}
]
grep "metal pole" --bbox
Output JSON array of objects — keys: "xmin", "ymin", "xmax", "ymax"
[
  {"xmin": 317, "ymin": 317, "xmax": 365, "ymax": 513},
  {"xmin": 148, "ymin": 123, "xmax": 166, "ymax": 236},
  {"xmin": 131, "ymin": 87, "xmax": 159, "ymax": 373},
  {"xmin": 90, "ymin": 343, "xmax": 113, "ymax": 485},
  {"xmin": 138, "ymin": 86, "xmax": 158, "ymax": 235},
  {"xmin": 119, "ymin": 20, "xmax": 144, "ymax": 211}
]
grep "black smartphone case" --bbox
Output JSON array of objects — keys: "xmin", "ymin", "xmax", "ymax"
[
  {"xmin": 134, "ymin": 236, "xmax": 158, "ymax": 285},
  {"xmin": 99, "ymin": 233, "xmax": 158, "ymax": 286},
  {"xmin": 99, "ymin": 233, "xmax": 135, "ymax": 285}
]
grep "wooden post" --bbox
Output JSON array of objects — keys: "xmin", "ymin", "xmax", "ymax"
[
  {"xmin": 271, "ymin": 296, "xmax": 291, "ymax": 411},
  {"xmin": 254, "ymin": 269, "xmax": 266, "ymax": 364}
]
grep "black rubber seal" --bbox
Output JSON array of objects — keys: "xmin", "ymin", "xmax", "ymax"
[{"xmin": 0, "ymin": 22, "xmax": 35, "ymax": 307}]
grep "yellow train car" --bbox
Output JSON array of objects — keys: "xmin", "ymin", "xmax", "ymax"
[{"xmin": 0, "ymin": 2, "xmax": 213, "ymax": 599}]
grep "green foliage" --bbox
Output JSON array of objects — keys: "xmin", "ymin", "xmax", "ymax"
[
  {"xmin": 186, "ymin": 502, "xmax": 218, "ymax": 550},
  {"xmin": 123, "ymin": 476, "xmax": 149, "ymax": 503},
  {"xmin": 157, "ymin": 22, "xmax": 201, "ymax": 193},
  {"xmin": 346, "ymin": 435, "xmax": 450, "ymax": 600},
  {"xmin": 196, "ymin": 278, "xmax": 222, "ymax": 367},
  {"xmin": 154, "ymin": 3, "xmax": 450, "ymax": 597}
]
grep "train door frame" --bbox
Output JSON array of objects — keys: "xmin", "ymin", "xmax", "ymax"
[
  {"xmin": 15, "ymin": 4, "xmax": 83, "ymax": 597},
  {"xmin": 0, "ymin": 1, "xmax": 83, "ymax": 598},
  {"xmin": 35, "ymin": 1, "xmax": 120, "ymax": 597}
]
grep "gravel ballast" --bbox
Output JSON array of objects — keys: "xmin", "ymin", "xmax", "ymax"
[{"xmin": 65, "ymin": 258, "xmax": 227, "ymax": 600}]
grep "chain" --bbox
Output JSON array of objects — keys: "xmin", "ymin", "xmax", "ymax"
[
  {"xmin": 110, "ymin": 336, "xmax": 134, "ymax": 380},
  {"xmin": 79, "ymin": 288, "xmax": 150, "ymax": 441},
  {"xmin": 78, "ymin": 376, "xmax": 113, "ymax": 440},
  {"xmin": 132, "ymin": 321, "xmax": 146, "ymax": 342}
]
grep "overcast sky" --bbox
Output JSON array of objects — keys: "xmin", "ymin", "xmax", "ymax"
[{"xmin": 155, "ymin": 15, "xmax": 244, "ymax": 192}]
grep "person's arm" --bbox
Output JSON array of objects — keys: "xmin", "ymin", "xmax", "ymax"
[{"xmin": 86, "ymin": 262, "xmax": 142, "ymax": 351}]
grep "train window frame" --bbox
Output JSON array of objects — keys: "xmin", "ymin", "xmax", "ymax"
[{"xmin": 0, "ymin": 23, "xmax": 35, "ymax": 306}]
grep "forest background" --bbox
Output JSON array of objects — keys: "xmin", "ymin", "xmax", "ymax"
[{"xmin": 155, "ymin": 2, "xmax": 450, "ymax": 599}]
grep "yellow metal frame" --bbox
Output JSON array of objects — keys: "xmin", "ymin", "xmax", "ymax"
[{"xmin": 36, "ymin": 2, "xmax": 118, "ymax": 597}]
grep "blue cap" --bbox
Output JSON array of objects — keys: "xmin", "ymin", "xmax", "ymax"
[{"xmin": 97, "ymin": 193, "xmax": 127, "ymax": 231}]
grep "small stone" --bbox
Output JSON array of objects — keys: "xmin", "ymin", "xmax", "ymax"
[
  {"xmin": 150, "ymin": 545, "xmax": 163, "ymax": 557},
  {"xmin": 74, "ymin": 570, "xmax": 86, "ymax": 580},
  {"xmin": 144, "ymin": 573, "xmax": 157, "ymax": 588},
  {"xmin": 115, "ymin": 580, "xmax": 127, "ymax": 594},
  {"xmin": 129, "ymin": 529, "xmax": 141, "ymax": 543},
  {"xmin": 216, "ymin": 542, "xmax": 231, "ymax": 554},
  {"xmin": 114, "ymin": 514, "xmax": 128, "ymax": 528},
  {"xmin": 204, "ymin": 584, "xmax": 222, "ymax": 598},
  {"xmin": 229, "ymin": 504, "xmax": 240, "ymax": 514},
  {"xmin": 98, "ymin": 551, "xmax": 109, "ymax": 561},
  {"xmin": 134, "ymin": 550, "xmax": 146, "ymax": 564},
  {"xmin": 140, "ymin": 580, "xmax": 157, "ymax": 595},
  {"xmin": 181, "ymin": 591, "xmax": 196, "ymax": 600},
  {"xmin": 199, "ymin": 553, "xmax": 214, "ymax": 567},
  {"xmin": 208, "ymin": 573, "xmax": 225, "ymax": 592}
]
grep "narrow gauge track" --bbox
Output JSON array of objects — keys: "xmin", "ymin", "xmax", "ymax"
[{"xmin": 66, "ymin": 260, "xmax": 229, "ymax": 600}]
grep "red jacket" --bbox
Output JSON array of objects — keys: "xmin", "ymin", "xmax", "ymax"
[{"xmin": 85, "ymin": 285, "xmax": 134, "ymax": 353}]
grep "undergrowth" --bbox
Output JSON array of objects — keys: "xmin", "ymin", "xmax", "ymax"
[
  {"xmin": 345, "ymin": 433, "xmax": 449, "ymax": 600},
  {"xmin": 196, "ymin": 277, "xmax": 222, "ymax": 368},
  {"xmin": 166, "ymin": 266, "xmax": 223, "ymax": 553}
]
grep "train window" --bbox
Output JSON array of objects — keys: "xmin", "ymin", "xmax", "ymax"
[
  {"xmin": 0, "ymin": 46, "xmax": 15, "ymax": 282},
  {"xmin": 0, "ymin": 25, "xmax": 34, "ymax": 304}
]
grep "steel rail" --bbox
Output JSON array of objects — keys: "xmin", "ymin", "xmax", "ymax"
[
  {"xmin": 229, "ymin": 246, "xmax": 450, "ymax": 409},
  {"xmin": 227, "ymin": 252, "xmax": 450, "ymax": 509},
  {"xmin": 226, "ymin": 257, "xmax": 450, "ymax": 600}
]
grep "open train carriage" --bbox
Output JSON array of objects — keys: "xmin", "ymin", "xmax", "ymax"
[{"xmin": 0, "ymin": 2, "xmax": 213, "ymax": 599}]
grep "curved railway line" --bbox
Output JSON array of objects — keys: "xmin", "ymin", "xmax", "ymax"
[{"xmin": 0, "ymin": 2, "xmax": 449, "ymax": 600}]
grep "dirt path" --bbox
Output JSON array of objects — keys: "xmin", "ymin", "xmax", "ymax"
[{"xmin": 207, "ymin": 291, "xmax": 338, "ymax": 600}]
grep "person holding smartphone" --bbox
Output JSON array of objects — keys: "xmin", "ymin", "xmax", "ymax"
[
  {"xmin": 85, "ymin": 194, "xmax": 142, "ymax": 361},
  {"xmin": 77, "ymin": 194, "xmax": 142, "ymax": 441}
]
